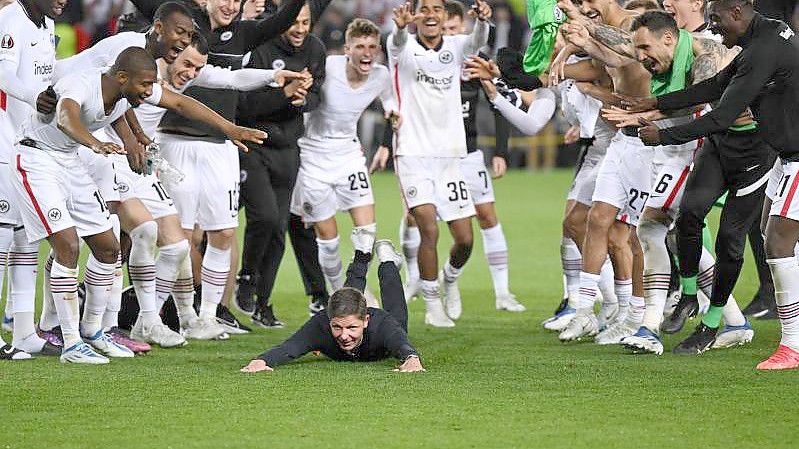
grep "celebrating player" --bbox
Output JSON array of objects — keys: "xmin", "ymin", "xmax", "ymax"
[{"xmin": 387, "ymin": 0, "xmax": 489, "ymax": 327}]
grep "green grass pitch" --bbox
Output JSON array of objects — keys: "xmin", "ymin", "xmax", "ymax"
[{"xmin": 1, "ymin": 170, "xmax": 796, "ymax": 449}]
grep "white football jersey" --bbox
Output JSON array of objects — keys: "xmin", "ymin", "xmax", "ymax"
[
  {"xmin": 388, "ymin": 32, "xmax": 472, "ymax": 157},
  {"xmin": 21, "ymin": 69, "xmax": 162, "ymax": 154},
  {"xmin": 298, "ymin": 55, "xmax": 397, "ymax": 155},
  {"xmin": 54, "ymin": 31, "xmax": 147, "ymax": 80},
  {"xmin": 0, "ymin": 2, "xmax": 57, "ymax": 154}
]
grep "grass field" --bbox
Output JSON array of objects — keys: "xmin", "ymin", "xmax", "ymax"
[{"xmin": 1, "ymin": 169, "xmax": 796, "ymax": 449}]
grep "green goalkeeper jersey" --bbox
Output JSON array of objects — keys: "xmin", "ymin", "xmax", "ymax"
[{"xmin": 523, "ymin": 0, "xmax": 566, "ymax": 76}]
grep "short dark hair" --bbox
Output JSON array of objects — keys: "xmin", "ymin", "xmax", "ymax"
[
  {"xmin": 709, "ymin": 0, "xmax": 753, "ymax": 10},
  {"xmin": 444, "ymin": 0, "xmax": 465, "ymax": 20},
  {"xmin": 154, "ymin": 1, "xmax": 193, "ymax": 23},
  {"xmin": 624, "ymin": 0, "xmax": 661, "ymax": 11},
  {"xmin": 190, "ymin": 32, "xmax": 209, "ymax": 55},
  {"xmin": 327, "ymin": 288, "xmax": 368, "ymax": 319},
  {"xmin": 111, "ymin": 46, "xmax": 157, "ymax": 75},
  {"xmin": 631, "ymin": 10, "xmax": 680, "ymax": 36}
]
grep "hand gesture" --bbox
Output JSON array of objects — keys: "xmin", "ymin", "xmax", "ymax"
[
  {"xmin": 615, "ymin": 93, "xmax": 658, "ymax": 112},
  {"xmin": 491, "ymin": 156, "xmax": 507, "ymax": 179},
  {"xmin": 273, "ymin": 69, "xmax": 309, "ymax": 87},
  {"xmin": 557, "ymin": 0, "xmax": 583, "ymax": 21},
  {"xmin": 91, "ymin": 141, "xmax": 125, "ymax": 155},
  {"xmin": 225, "ymin": 126, "xmax": 267, "ymax": 152},
  {"xmin": 549, "ymin": 44, "xmax": 577, "ymax": 86},
  {"xmin": 36, "ymin": 86, "xmax": 57, "ymax": 115},
  {"xmin": 242, "ymin": 0, "xmax": 266, "ymax": 20},
  {"xmin": 394, "ymin": 356, "xmax": 425, "ymax": 373},
  {"xmin": 385, "ymin": 110, "xmax": 402, "ymax": 131},
  {"xmin": 479, "ymin": 78, "xmax": 498, "ymax": 101},
  {"xmin": 370, "ymin": 145, "xmax": 390, "ymax": 173},
  {"xmin": 465, "ymin": 56, "xmax": 500, "ymax": 80},
  {"xmin": 563, "ymin": 125, "xmax": 580, "ymax": 145},
  {"xmin": 601, "ymin": 106, "xmax": 656, "ymax": 128},
  {"xmin": 637, "ymin": 117, "xmax": 661, "ymax": 146},
  {"xmin": 393, "ymin": 2, "xmax": 421, "ymax": 29},
  {"xmin": 468, "ymin": 0, "xmax": 492, "ymax": 22},
  {"xmin": 561, "ymin": 22, "xmax": 591, "ymax": 49},
  {"xmin": 240, "ymin": 359, "xmax": 274, "ymax": 373},
  {"xmin": 126, "ymin": 142, "xmax": 147, "ymax": 174}
]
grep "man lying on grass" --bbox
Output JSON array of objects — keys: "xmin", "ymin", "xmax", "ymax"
[{"xmin": 241, "ymin": 240, "xmax": 425, "ymax": 373}]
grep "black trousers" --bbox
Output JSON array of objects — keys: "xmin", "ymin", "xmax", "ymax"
[
  {"xmin": 675, "ymin": 129, "xmax": 775, "ymax": 307},
  {"xmin": 343, "ymin": 259, "xmax": 408, "ymax": 332},
  {"xmin": 288, "ymin": 213, "xmax": 327, "ymax": 300},
  {"xmin": 747, "ymin": 217, "xmax": 775, "ymax": 297},
  {"xmin": 240, "ymin": 147, "xmax": 298, "ymax": 307}
]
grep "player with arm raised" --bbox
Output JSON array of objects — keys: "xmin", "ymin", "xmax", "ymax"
[
  {"xmin": 289, "ymin": 19, "xmax": 399, "ymax": 297},
  {"xmin": 88, "ymin": 33, "xmax": 293, "ymax": 347},
  {"xmin": 0, "ymin": 0, "xmax": 65, "ymax": 359},
  {"xmin": 387, "ymin": 0, "xmax": 490, "ymax": 327},
  {"xmin": 600, "ymin": 10, "xmax": 758, "ymax": 354}
]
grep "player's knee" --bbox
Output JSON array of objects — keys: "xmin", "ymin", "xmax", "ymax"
[
  {"xmin": 586, "ymin": 208, "xmax": 613, "ymax": 235},
  {"xmin": 454, "ymin": 231, "xmax": 474, "ymax": 251},
  {"xmin": 477, "ymin": 213, "xmax": 497, "ymax": 229},
  {"xmin": 93, "ymin": 241, "xmax": 120, "ymax": 265},
  {"xmin": 130, "ymin": 220, "xmax": 158, "ymax": 247},
  {"xmin": 160, "ymin": 239, "xmax": 190, "ymax": 265}
]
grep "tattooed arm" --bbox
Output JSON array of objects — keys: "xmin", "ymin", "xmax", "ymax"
[{"xmin": 584, "ymin": 21, "xmax": 638, "ymax": 60}]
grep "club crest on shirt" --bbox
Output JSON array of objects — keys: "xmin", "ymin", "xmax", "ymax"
[
  {"xmin": 303, "ymin": 202, "xmax": 313, "ymax": 214},
  {"xmin": 47, "ymin": 208, "xmax": 61, "ymax": 222},
  {"xmin": 407, "ymin": 186, "xmax": 417, "ymax": 198},
  {"xmin": 117, "ymin": 182, "xmax": 130, "ymax": 194},
  {"xmin": 0, "ymin": 200, "xmax": 9, "ymax": 214},
  {"xmin": 272, "ymin": 59, "xmax": 286, "ymax": 70},
  {"xmin": 439, "ymin": 50, "xmax": 453, "ymax": 64},
  {"xmin": 0, "ymin": 34, "xmax": 13, "ymax": 49},
  {"xmin": 220, "ymin": 31, "xmax": 233, "ymax": 42}
]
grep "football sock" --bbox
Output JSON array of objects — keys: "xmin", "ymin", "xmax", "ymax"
[
  {"xmin": 400, "ymin": 218, "xmax": 420, "ymax": 283},
  {"xmin": 200, "ymin": 244, "xmax": 230, "ymax": 320},
  {"xmin": 102, "ymin": 215, "xmax": 123, "ymax": 330},
  {"xmin": 639, "ymin": 219, "xmax": 670, "ymax": 331},
  {"xmin": 317, "ymin": 236, "xmax": 344, "ymax": 291},
  {"xmin": 442, "ymin": 259, "xmax": 463, "ymax": 284},
  {"xmin": 482, "ymin": 224, "xmax": 510, "ymax": 297},
  {"xmin": 598, "ymin": 258, "xmax": 617, "ymax": 305},
  {"xmin": 421, "ymin": 278, "xmax": 442, "ymax": 309},
  {"xmin": 351, "ymin": 223, "xmax": 376, "ymax": 255},
  {"xmin": 174, "ymin": 253, "xmax": 197, "ymax": 325},
  {"xmin": 129, "ymin": 221, "xmax": 159, "ymax": 326},
  {"xmin": 768, "ymin": 257, "xmax": 799, "ymax": 352},
  {"xmin": 39, "ymin": 253, "xmax": 60, "ymax": 331},
  {"xmin": 9, "ymin": 228, "xmax": 39, "ymax": 345},
  {"xmin": 50, "ymin": 259, "xmax": 81, "ymax": 348},
  {"xmin": 82, "ymin": 255, "xmax": 116, "ymax": 337},
  {"xmin": 0, "ymin": 227, "xmax": 11, "ymax": 319},
  {"xmin": 574, "ymin": 271, "xmax": 600, "ymax": 310},
  {"xmin": 560, "ymin": 237, "xmax": 581, "ymax": 300},
  {"xmin": 615, "ymin": 278, "xmax": 632, "ymax": 322},
  {"xmin": 155, "ymin": 240, "xmax": 191, "ymax": 309},
  {"xmin": 103, "ymin": 250, "xmax": 124, "ymax": 330},
  {"xmin": 628, "ymin": 295, "xmax": 645, "ymax": 324},
  {"xmin": 702, "ymin": 305, "xmax": 723, "ymax": 328}
]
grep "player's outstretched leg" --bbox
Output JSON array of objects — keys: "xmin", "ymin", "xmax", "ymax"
[
  {"xmin": 441, "ymin": 217, "xmax": 474, "ymax": 321},
  {"xmin": 411, "ymin": 205, "xmax": 453, "ymax": 328},
  {"xmin": 374, "ymin": 240, "xmax": 407, "ymax": 331},
  {"xmin": 474, "ymin": 202, "xmax": 524, "ymax": 313},
  {"xmin": 399, "ymin": 214, "xmax": 421, "ymax": 302}
]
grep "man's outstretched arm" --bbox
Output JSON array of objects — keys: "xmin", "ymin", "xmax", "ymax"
[{"xmin": 243, "ymin": 315, "xmax": 328, "ymax": 372}]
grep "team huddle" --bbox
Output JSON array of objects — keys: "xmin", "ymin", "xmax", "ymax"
[{"xmin": 0, "ymin": 0, "xmax": 798, "ymax": 372}]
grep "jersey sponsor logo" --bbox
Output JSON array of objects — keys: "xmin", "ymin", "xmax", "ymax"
[
  {"xmin": 462, "ymin": 100, "xmax": 470, "ymax": 118},
  {"xmin": 47, "ymin": 208, "xmax": 61, "ymax": 221},
  {"xmin": 438, "ymin": 50, "xmax": 453, "ymax": 64},
  {"xmin": 0, "ymin": 200, "xmax": 9, "ymax": 214},
  {"xmin": 0, "ymin": 34, "xmax": 13, "ymax": 49},
  {"xmin": 34, "ymin": 61, "xmax": 54, "ymax": 76},
  {"xmin": 415, "ymin": 70, "xmax": 454, "ymax": 89},
  {"xmin": 272, "ymin": 59, "xmax": 286, "ymax": 70},
  {"xmin": 220, "ymin": 31, "xmax": 233, "ymax": 42}
]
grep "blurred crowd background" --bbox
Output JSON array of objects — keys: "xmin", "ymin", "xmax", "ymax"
[{"xmin": 49, "ymin": 0, "xmax": 799, "ymax": 170}]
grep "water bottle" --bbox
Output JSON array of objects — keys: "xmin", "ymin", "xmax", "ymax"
[{"xmin": 145, "ymin": 142, "xmax": 185, "ymax": 184}]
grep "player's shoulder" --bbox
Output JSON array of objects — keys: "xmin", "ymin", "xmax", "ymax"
[
  {"xmin": 103, "ymin": 31, "xmax": 147, "ymax": 48},
  {"xmin": 56, "ymin": 68, "xmax": 100, "ymax": 92},
  {"xmin": 372, "ymin": 63, "xmax": 390, "ymax": 79},
  {"xmin": 0, "ymin": 2, "xmax": 26, "ymax": 30},
  {"xmin": 325, "ymin": 54, "xmax": 346, "ymax": 69}
]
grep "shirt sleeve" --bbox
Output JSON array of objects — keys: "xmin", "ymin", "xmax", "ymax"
[
  {"xmin": 378, "ymin": 317, "xmax": 419, "ymax": 361},
  {"xmin": 239, "ymin": 0, "xmax": 304, "ymax": 52},
  {"xmin": 192, "ymin": 64, "xmax": 276, "ymax": 90},
  {"xmin": 463, "ymin": 19, "xmax": 489, "ymax": 58},
  {"xmin": 144, "ymin": 82, "xmax": 163, "ymax": 106},
  {"xmin": 660, "ymin": 47, "xmax": 777, "ymax": 145},
  {"xmin": 378, "ymin": 70, "xmax": 398, "ymax": 114},
  {"xmin": 256, "ymin": 315, "xmax": 327, "ymax": 366},
  {"xmin": 54, "ymin": 34, "xmax": 134, "ymax": 81},
  {"xmin": 56, "ymin": 75, "xmax": 91, "ymax": 107},
  {"xmin": 492, "ymin": 88, "xmax": 556, "ymax": 136},
  {"xmin": 0, "ymin": 21, "xmax": 38, "ymax": 108}
]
